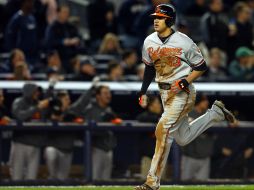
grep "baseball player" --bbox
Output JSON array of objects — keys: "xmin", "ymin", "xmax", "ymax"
[{"xmin": 135, "ymin": 3, "xmax": 236, "ymax": 190}]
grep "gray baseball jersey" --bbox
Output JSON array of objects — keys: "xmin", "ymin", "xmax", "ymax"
[{"xmin": 142, "ymin": 31, "xmax": 205, "ymax": 83}]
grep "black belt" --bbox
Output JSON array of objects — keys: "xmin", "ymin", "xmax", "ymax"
[{"xmin": 158, "ymin": 83, "xmax": 171, "ymax": 90}]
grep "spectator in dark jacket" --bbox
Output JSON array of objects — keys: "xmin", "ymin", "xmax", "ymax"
[
  {"xmin": 45, "ymin": 4, "xmax": 81, "ymax": 71},
  {"xmin": 200, "ymin": 0, "xmax": 228, "ymax": 51},
  {"xmin": 5, "ymin": 0, "xmax": 39, "ymax": 69},
  {"xmin": 88, "ymin": 0, "xmax": 118, "ymax": 42},
  {"xmin": 117, "ymin": 0, "xmax": 147, "ymax": 49},
  {"xmin": 9, "ymin": 82, "xmax": 49, "ymax": 180}
]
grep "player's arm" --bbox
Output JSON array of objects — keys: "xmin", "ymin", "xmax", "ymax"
[
  {"xmin": 186, "ymin": 62, "xmax": 207, "ymax": 84},
  {"xmin": 140, "ymin": 64, "xmax": 156, "ymax": 94},
  {"xmin": 171, "ymin": 61, "xmax": 207, "ymax": 94},
  {"xmin": 138, "ymin": 64, "xmax": 156, "ymax": 108}
]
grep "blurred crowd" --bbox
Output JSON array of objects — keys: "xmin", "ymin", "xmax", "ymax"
[
  {"xmin": 0, "ymin": 0, "xmax": 253, "ymax": 82},
  {"xmin": 0, "ymin": 0, "xmax": 253, "ymax": 183}
]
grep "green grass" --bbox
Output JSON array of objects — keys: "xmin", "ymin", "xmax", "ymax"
[{"xmin": 0, "ymin": 185, "xmax": 254, "ymax": 190}]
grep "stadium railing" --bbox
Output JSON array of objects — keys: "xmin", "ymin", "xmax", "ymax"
[{"xmin": 0, "ymin": 121, "xmax": 253, "ymax": 183}]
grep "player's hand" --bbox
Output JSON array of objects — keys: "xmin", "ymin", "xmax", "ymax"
[
  {"xmin": 137, "ymin": 92, "xmax": 148, "ymax": 108},
  {"xmin": 171, "ymin": 79, "xmax": 190, "ymax": 94}
]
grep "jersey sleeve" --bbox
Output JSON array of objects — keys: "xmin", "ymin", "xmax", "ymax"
[
  {"xmin": 185, "ymin": 42, "xmax": 206, "ymax": 70},
  {"xmin": 142, "ymin": 42, "xmax": 153, "ymax": 66}
]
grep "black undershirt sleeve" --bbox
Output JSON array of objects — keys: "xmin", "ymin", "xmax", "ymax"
[
  {"xmin": 140, "ymin": 64, "xmax": 156, "ymax": 95},
  {"xmin": 193, "ymin": 61, "xmax": 208, "ymax": 71}
]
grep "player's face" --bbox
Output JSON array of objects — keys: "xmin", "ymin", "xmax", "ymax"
[{"xmin": 153, "ymin": 16, "xmax": 168, "ymax": 33}]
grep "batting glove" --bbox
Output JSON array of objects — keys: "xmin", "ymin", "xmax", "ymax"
[{"xmin": 171, "ymin": 79, "xmax": 190, "ymax": 94}]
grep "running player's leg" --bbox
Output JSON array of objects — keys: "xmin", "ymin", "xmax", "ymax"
[
  {"xmin": 144, "ymin": 88, "xmax": 195, "ymax": 189},
  {"xmin": 173, "ymin": 102, "xmax": 226, "ymax": 146}
]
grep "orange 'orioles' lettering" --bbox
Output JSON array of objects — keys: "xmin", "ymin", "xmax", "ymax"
[{"xmin": 147, "ymin": 47, "xmax": 182, "ymax": 68}]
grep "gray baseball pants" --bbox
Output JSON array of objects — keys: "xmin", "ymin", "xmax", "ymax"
[
  {"xmin": 145, "ymin": 85, "xmax": 225, "ymax": 189},
  {"xmin": 45, "ymin": 146, "xmax": 73, "ymax": 180},
  {"xmin": 9, "ymin": 142, "xmax": 40, "ymax": 180}
]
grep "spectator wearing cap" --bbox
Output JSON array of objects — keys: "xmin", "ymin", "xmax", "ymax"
[
  {"xmin": 71, "ymin": 56, "xmax": 96, "ymax": 81},
  {"xmin": 229, "ymin": 46, "xmax": 254, "ymax": 81},
  {"xmin": 181, "ymin": 94, "xmax": 215, "ymax": 181},
  {"xmin": 120, "ymin": 50, "xmax": 138, "ymax": 75}
]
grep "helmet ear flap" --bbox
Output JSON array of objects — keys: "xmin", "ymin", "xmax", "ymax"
[{"xmin": 165, "ymin": 18, "xmax": 173, "ymax": 27}]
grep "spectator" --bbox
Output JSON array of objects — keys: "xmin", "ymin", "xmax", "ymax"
[
  {"xmin": 5, "ymin": 0, "xmax": 39, "ymax": 69},
  {"xmin": 45, "ymin": 4, "xmax": 82, "ymax": 72},
  {"xmin": 34, "ymin": 0, "xmax": 58, "ymax": 41},
  {"xmin": 9, "ymin": 83, "xmax": 49, "ymax": 180},
  {"xmin": 45, "ymin": 91, "xmax": 78, "ymax": 180},
  {"xmin": 12, "ymin": 61, "xmax": 31, "ymax": 80},
  {"xmin": 0, "ymin": 90, "xmax": 11, "ymax": 125},
  {"xmin": 100, "ymin": 61, "xmax": 124, "ymax": 81},
  {"xmin": 181, "ymin": 94, "xmax": 215, "ymax": 181},
  {"xmin": 45, "ymin": 50, "xmax": 65, "ymax": 74},
  {"xmin": 120, "ymin": 50, "xmax": 139, "ymax": 75},
  {"xmin": 69, "ymin": 85, "xmax": 120, "ymax": 181},
  {"xmin": 200, "ymin": 0, "xmax": 228, "ymax": 51},
  {"xmin": 117, "ymin": 0, "xmax": 147, "ymax": 49},
  {"xmin": 205, "ymin": 48, "xmax": 228, "ymax": 81},
  {"xmin": 184, "ymin": 0, "xmax": 207, "ymax": 17},
  {"xmin": 136, "ymin": 96, "xmax": 163, "ymax": 179},
  {"xmin": 87, "ymin": 0, "xmax": 118, "ymax": 42},
  {"xmin": 98, "ymin": 33, "xmax": 123, "ymax": 57},
  {"xmin": 118, "ymin": 0, "xmax": 147, "ymax": 35},
  {"xmin": 229, "ymin": 46, "xmax": 254, "ymax": 81},
  {"xmin": 227, "ymin": 2, "xmax": 253, "ymax": 61},
  {"xmin": 71, "ymin": 56, "xmax": 96, "ymax": 81},
  {"xmin": 0, "ymin": 49, "xmax": 25, "ymax": 73}
]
